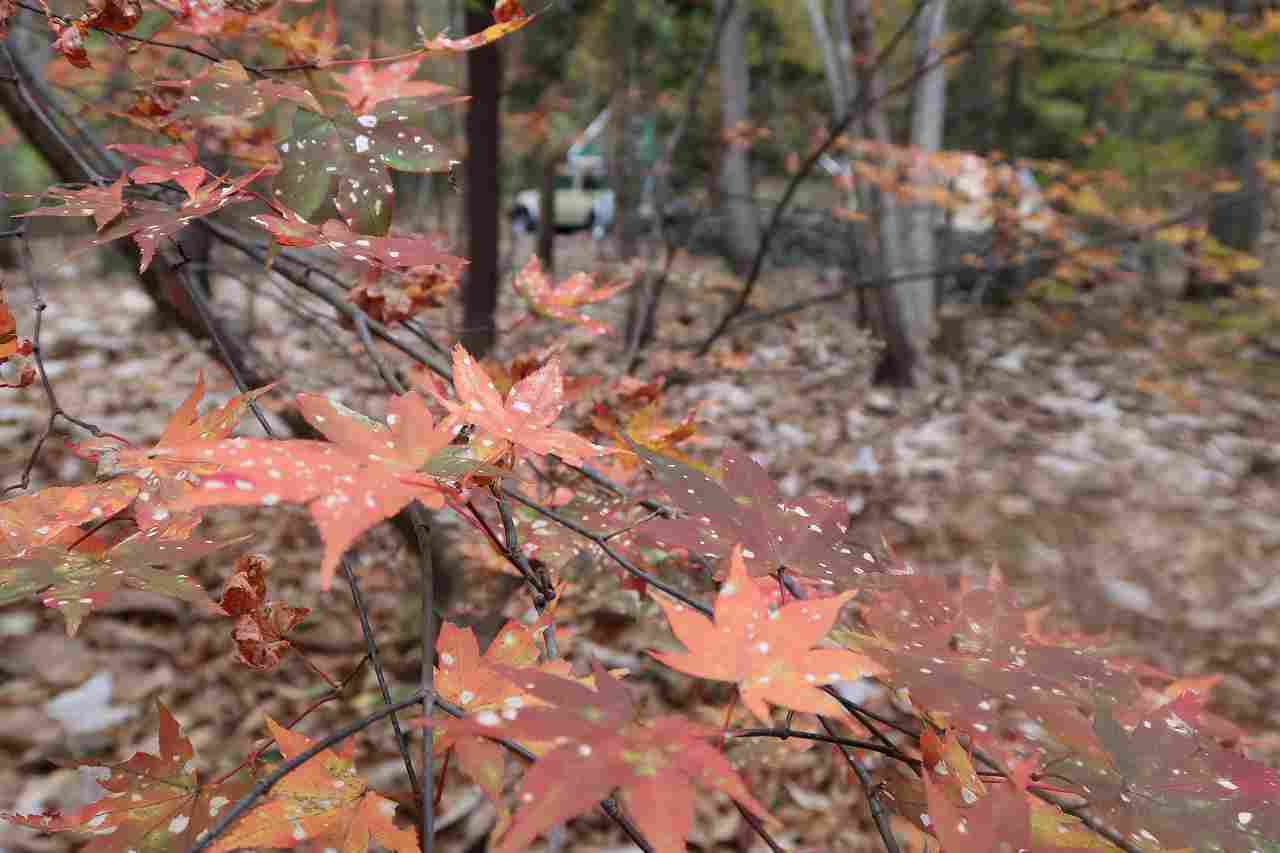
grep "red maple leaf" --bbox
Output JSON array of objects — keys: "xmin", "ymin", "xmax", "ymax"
[
  {"xmin": 513, "ymin": 255, "xmax": 632, "ymax": 335},
  {"xmin": 18, "ymin": 178, "xmax": 128, "ymax": 230},
  {"xmin": 0, "ymin": 526, "xmax": 238, "ymax": 635},
  {"xmin": 441, "ymin": 662, "xmax": 775, "ymax": 853},
  {"xmin": 250, "ymin": 209, "xmax": 466, "ymax": 274},
  {"xmin": 332, "ymin": 55, "xmax": 463, "ymax": 112},
  {"xmin": 1058, "ymin": 692, "xmax": 1280, "ymax": 852},
  {"xmin": 839, "ymin": 568, "xmax": 1145, "ymax": 761},
  {"xmin": 206, "ymin": 717, "xmax": 418, "ymax": 853},
  {"xmin": 633, "ymin": 442, "xmax": 888, "ymax": 594},
  {"xmin": 427, "ymin": 344, "xmax": 608, "ymax": 466},
  {"xmin": 650, "ymin": 545, "xmax": 884, "ymax": 723},
  {"xmin": 3, "ymin": 703, "xmax": 249, "ymax": 851},
  {"xmin": 174, "ymin": 391, "xmax": 457, "ymax": 590},
  {"xmin": 110, "ymin": 141, "xmax": 208, "ymax": 199}
]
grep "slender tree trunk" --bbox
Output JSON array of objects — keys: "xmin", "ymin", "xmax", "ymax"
[
  {"xmin": 461, "ymin": 7, "xmax": 503, "ymax": 356},
  {"xmin": 537, "ymin": 147, "xmax": 557, "ymax": 276},
  {"xmin": 608, "ymin": 0, "xmax": 640, "ymax": 263},
  {"xmin": 849, "ymin": 0, "xmax": 913, "ymax": 386},
  {"xmin": 716, "ymin": 0, "xmax": 759, "ymax": 275},
  {"xmin": 805, "ymin": 0, "xmax": 851, "ymax": 114},
  {"xmin": 902, "ymin": 0, "xmax": 948, "ymax": 343}
]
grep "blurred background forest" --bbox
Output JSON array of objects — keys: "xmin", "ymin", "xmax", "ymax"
[{"xmin": 2, "ymin": 1, "xmax": 1280, "ymax": 850}]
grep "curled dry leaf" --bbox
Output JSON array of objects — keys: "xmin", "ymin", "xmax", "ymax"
[{"xmin": 220, "ymin": 554, "xmax": 309, "ymax": 671}]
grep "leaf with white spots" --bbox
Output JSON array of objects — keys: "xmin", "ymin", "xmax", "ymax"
[
  {"xmin": 269, "ymin": 88, "xmax": 465, "ymax": 235},
  {"xmin": 206, "ymin": 717, "xmax": 418, "ymax": 853},
  {"xmin": 838, "ymin": 570, "xmax": 1144, "ymax": 761},
  {"xmin": 650, "ymin": 545, "xmax": 884, "ymax": 724},
  {"xmin": 0, "ymin": 526, "xmax": 240, "ymax": 636},
  {"xmin": 439, "ymin": 663, "xmax": 775, "ymax": 853},
  {"xmin": 72, "ymin": 371, "xmax": 274, "ymax": 532},
  {"xmin": 17, "ymin": 177, "xmax": 128, "ymax": 230},
  {"xmin": 0, "ymin": 480, "xmax": 140, "ymax": 559},
  {"xmin": 427, "ymin": 345, "xmax": 608, "ymax": 466},
  {"xmin": 171, "ymin": 392, "xmax": 455, "ymax": 590},
  {"xmin": 632, "ymin": 442, "xmax": 886, "ymax": 594},
  {"xmin": 68, "ymin": 169, "xmax": 267, "ymax": 272},
  {"xmin": 249, "ymin": 209, "xmax": 465, "ymax": 274},
  {"xmin": 1058, "ymin": 692, "xmax": 1280, "ymax": 852},
  {"xmin": 3, "ymin": 702, "xmax": 249, "ymax": 853}
]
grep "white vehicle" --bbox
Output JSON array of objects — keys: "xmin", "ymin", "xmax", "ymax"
[{"xmin": 509, "ymin": 168, "xmax": 615, "ymax": 234}]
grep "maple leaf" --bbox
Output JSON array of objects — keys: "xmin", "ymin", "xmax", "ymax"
[
  {"xmin": 423, "ymin": 616, "xmax": 561, "ymax": 834},
  {"xmin": 0, "ymin": 281, "xmax": 34, "ymax": 388},
  {"xmin": 348, "ymin": 263, "xmax": 459, "ymax": 324},
  {"xmin": 18, "ymin": 178, "xmax": 127, "ymax": 229},
  {"xmin": 836, "ymin": 569, "xmax": 1145, "ymax": 761},
  {"xmin": 3, "ymin": 703, "xmax": 249, "ymax": 852},
  {"xmin": 650, "ymin": 545, "xmax": 884, "ymax": 723},
  {"xmin": 423, "ymin": 14, "xmax": 533, "ymax": 52},
  {"xmin": 442, "ymin": 663, "xmax": 775, "ymax": 853},
  {"xmin": 206, "ymin": 717, "xmax": 418, "ymax": 853},
  {"xmin": 220, "ymin": 553, "xmax": 309, "ymax": 671},
  {"xmin": 427, "ymin": 344, "xmax": 608, "ymax": 466},
  {"xmin": 174, "ymin": 391, "xmax": 458, "ymax": 590},
  {"xmin": 0, "ymin": 480, "xmax": 140, "ymax": 558},
  {"xmin": 72, "ymin": 371, "xmax": 273, "ymax": 531},
  {"xmin": 249, "ymin": 208, "xmax": 466, "ymax": 274},
  {"xmin": 332, "ymin": 56, "xmax": 460, "ymax": 112},
  {"xmin": 1058, "ymin": 692, "xmax": 1280, "ymax": 852},
  {"xmin": 513, "ymin": 255, "xmax": 632, "ymax": 335},
  {"xmin": 266, "ymin": 76, "xmax": 465, "ymax": 235},
  {"xmin": 591, "ymin": 400, "xmax": 701, "ymax": 472},
  {"xmin": 0, "ymin": 526, "xmax": 238, "ymax": 635},
  {"xmin": 632, "ymin": 442, "xmax": 887, "ymax": 594},
  {"xmin": 110, "ymin": 141, "xmax": 208, "ymax": 199}
]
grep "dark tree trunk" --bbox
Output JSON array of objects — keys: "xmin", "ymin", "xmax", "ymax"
[
  {"xmin": 537, "ymin": 150, "xmax": 556, "ymax": 276},
  {"xmin": 461, "ymin": 7, "xmax": 504, "ymax": 357}
]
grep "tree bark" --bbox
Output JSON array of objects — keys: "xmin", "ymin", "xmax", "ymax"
[
  {"xmin": 848, "ymin": 0, "xmax": 914, "ymax": 386},
  {"xmin": 608, "ymin": 0, "xmax": 640, "ymax": 262},
  {"xmin": 461, "ymin": 7, "xmax": 504, "ymax": 357},
  {"xmin": 716, "ymin": 0, "xmax": 759, "ymax": 275},
  {"xmin": 902, "ymin": 0, "xmax": 948, "ymax": 343}
]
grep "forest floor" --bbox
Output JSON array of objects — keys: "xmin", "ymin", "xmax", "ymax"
[{"xmin": 2, "ymin": 228, "xmax": 1279, "ymax": 852}]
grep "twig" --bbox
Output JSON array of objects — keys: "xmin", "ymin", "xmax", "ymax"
[{"xmin": 819, "ymin": 716, "xmax": 903, "ymax": 853}]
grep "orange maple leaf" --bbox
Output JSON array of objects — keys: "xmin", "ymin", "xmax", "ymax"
[
  {"xmin": 513, "ymin": 256, "xmax": 632, "ymax": 335},
  {"xmin": 650, "ymin": 545, "xmax": 885, "ymax": 723},
  {"xmin": 207, "ymin": 718, "xmax": 418, "ymax": 853},
  {"xmin": 174, "ymin": 391, "xmax": 456, "ymax": 590},
  {"xmin": 428, "ymin": 345, "xmax": 608, "ymax": 466}
]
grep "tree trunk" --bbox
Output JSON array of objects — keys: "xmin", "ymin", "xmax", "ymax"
[
  {"xmin": 609, "ymin": 0, "xmax": 641, "ymax": 263},
  {"xmin": 1189, "ymin": 70, "xmax": 1276, "ymax": 299},
  {"xmin": 805, "ymin": 0, "xmax": 852, "ymax": 115},
  {"xmin": 461, "ymin": 7, "xmax": 504, "ymax": 357},
  {"xmin": 902, "ymin": 0, "xmax": 948, "ymax": 344},
  {"xmin": 716, "ymin": 0, "xmax": 759, "ymax": 275},
  {"xmin": 537, "ymin": 147, "xmax": 557, "ymax": 276},
  {"xmin": 849, "ymin": 0, "xmax": 914, "ymax": 386}
]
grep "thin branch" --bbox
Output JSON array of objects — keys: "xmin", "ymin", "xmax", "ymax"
[{"xmin": 819, "ymin": 716, "xmax": 903, "ymax": 853}]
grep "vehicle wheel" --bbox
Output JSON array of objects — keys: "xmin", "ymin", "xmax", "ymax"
[{"xmin": 512, "ymin": 208, "xmax": 536, "ymax": 235}]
